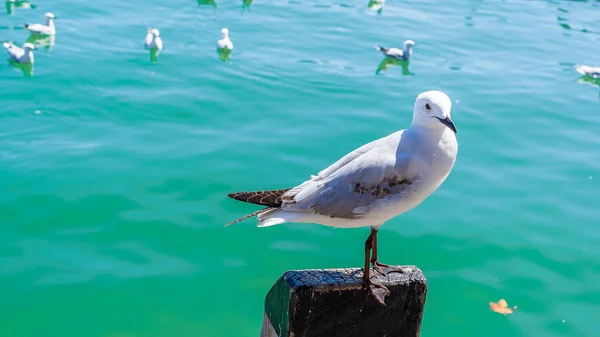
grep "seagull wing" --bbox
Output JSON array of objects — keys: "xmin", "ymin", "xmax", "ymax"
[
  {"xmin": 576, "ymin": 65, "xmax": 600, "ymax": 78},
  {"xmin": 154, "ymin": 37, "xmax": 163, "ymax": 50},
  {"xmin": 5, "ymin": 44, "xmax": 24, "ymax": 62},
  {"xmin": 144, "ymin": 33, "xmax": 154, "ymax": 49},
  {"xmin": 27, "ymin": 23, "xmax": 52, "ymax": 35},
  {"xmin": 385, "ymin": 48, "xmax": 404, "ymax": 59},
  {"xmin": 281, "ymin": 130, "xmax": 424, "ymax": 219}
]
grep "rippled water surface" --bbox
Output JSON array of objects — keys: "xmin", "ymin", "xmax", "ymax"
[{"xmin": 1, "ymin": 0, "xmax": 600, "ymax": 336}]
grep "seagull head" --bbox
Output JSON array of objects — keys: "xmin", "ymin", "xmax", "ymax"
[
  {"xmin": 45, "ymin": 12, "xmax": 56, "ymax": 19},
  {"xmin": 412, "ymin": 90, "xmax": 456, "ymax": 134},
  {"xmin": 221, "ymin": 28, "xmax": 229, "ymax": 38},
  {"xmin": 404, "ymin": 40, "xmax": 416, "ymax": 49},
  {"xmin": 23, "ymin": 43, "xmax": 35, "ymax": 51}
]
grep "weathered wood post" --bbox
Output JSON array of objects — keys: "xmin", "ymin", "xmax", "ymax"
[{"xmin": 260, "ymin": 265, "xmax": 427, "ymax": 337}]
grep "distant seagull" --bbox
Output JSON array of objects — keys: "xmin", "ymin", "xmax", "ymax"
[
  {"xmin": 24, "ymin": 12, "xmax": 56, "ymax": 35},
  {"xmin": 576, "ymin": 65, "xmax": 600, "ymax": 79},
  {"xmin": 367, "ymin": 0, "xmax": 385, "ymax": 12},
  {"xmin": 144, "ymin": 28, "xmax": 163, "ymax": 62},
  {"xmin": 375, "ymin": 40, "xmax": 416, "ymax": 61},
  {"xmin": 144, "ymin": 28, "xmax": 163, "ymax": 51},
  {"xmin": 217, "ymin": 28, "xmax": 233, "ymax": 50},
  {"xmin": 6, "ymin": 0, "xmax": 36, "ymax": 15},
  {"xmin": 225, "ymin": 90, "xmax": 459, "ymax": 305},
  {"xmin": 3, "ymin": 41, "xmax": 35, "ymax": 64}
]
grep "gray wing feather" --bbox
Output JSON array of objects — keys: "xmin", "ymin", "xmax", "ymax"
[
  {"xmin": 311, "ymin": 130, "xmax": 403, "ymax": 180},
  {"xmin": 6, "ymin": 46, "xmax": 23, "ymax": 61},
  {"xmin": 27, "ymin": 24, "xmax": 51, "ymax": 34},
  {"xmin": 385, "ymin": 48, "xmax": 404, "ymax": 59},
  {"xmin": 282, "ymin": 145, "xmax": 416, "ymax": 219}
]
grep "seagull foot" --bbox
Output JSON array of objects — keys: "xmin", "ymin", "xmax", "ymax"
[
  {"xmin": 364, "ymin": 278, "xmax": 390, "ymax": 306},
  {"xmin": 372, "ymin": 261, "xmax": 405, "ymax": 276}
]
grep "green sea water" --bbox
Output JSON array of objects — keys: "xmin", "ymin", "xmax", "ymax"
[{"xmin": 2, "ymin": 0, "xmax": 600, "ymax": 336}]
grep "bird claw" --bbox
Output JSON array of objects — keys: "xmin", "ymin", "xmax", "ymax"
[
  {"xmin": 364, "ymin": 279, "xmax": 390, "ymax": 306},
  {"xmin": 373, "ymin": 264, "xmax": 386, "ymax": 276},
  {"xmin": 372, "ymin": 261, "xmax": 405, "ymax": 276}
]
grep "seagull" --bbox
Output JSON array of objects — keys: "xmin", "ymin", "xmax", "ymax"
[
  {"xmin": 576, "ymin": 65, "xmax": 600, "ymax": 79},
  {"xmin": 6, "ymin": 0, "xmax": 36, "ymax": 15},
  {"xmin": 375, "ymin": 40, "xmax": 416, "ymax": 61},
  {"xmin": 24, "ymin": 12, "xmax": 56, "ymax": 35},
  {"xmin": 3, "ymin": 42, "xmax": 35, "ymax": 64},
  {"xmin": 217, "ymin": 28, "xmax": 233, "ymax": 50},
  {"xmin": 144, "ymin": 28, "xmax": 163, "ymax": 51},
  {"xmin": 226, "ymin": 90, "xmax": 459, "ymax": 305}
]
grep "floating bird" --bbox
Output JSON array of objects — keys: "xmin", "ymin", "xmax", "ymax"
[
  {"xmin": 144, "ymin": 28, "xmax": 163, "ymax": 51},
  {"xmin": 576, "ymin": 65, "xmax": 600, "ymax": 79},
  {"xmin": 217, "ymin": 28, "xmax": 233, "ymax": 50},
  {"xmin": 24, "ymin": 12, "xmax": 56, "ymax": 35},
  {"xmin": 367, "ymin": 0, "xmax": 385, "ymax": 13},
  {"xmin": 144, "ymin": 28, "xmax": 163, "ymax": 62},
  {"xmin": 5, "ymin": 0, "xmax": 36, "ymax": 15},
  {"xmin": 226, "ymin": 90, "xmax": 458, "ymax": 305},
  {"xmin": 375, "ymin": 40, "xmax": 416, "ymax": 61},
  {"xmin": 197, "ymin": 0, "xmax": 217, "ymax": 8},
  {"xmin": 3, "ymin": 41, "xmax": 35, "ymax": 64}
]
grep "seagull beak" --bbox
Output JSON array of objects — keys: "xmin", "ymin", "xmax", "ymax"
[{"xmin": 437, "ymin": 116, "xmax": 457, "ymax": 134}]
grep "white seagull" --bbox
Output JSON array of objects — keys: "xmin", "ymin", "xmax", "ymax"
[
  {"xmin": 3, "ymin": 42, "xmax": 35, "ymax": 64},
  {"xmin": 226, "ymin": 90, "xmax": 459, "ymax": 305},
  {"xmin": 24, "ymin": 12, "xmax": 56, "ymax": 35},
  {"xmin": 576, "ymin": 65, "xmax": 600, "ymax": 79},
  {"xmin": 375, "ymin": 39, "xmax": 416, "ymax": 61},
  {"xmin": 144, "ymin": 28, "xmax": 163, "ymax": 51},
  {"xmin": 217, "ymin": 28, "xmax": 233, "ymax": 50}
]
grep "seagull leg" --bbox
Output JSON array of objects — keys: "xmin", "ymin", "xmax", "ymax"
[
  {"xmin": 370, "ymin": 227, "xmax": 386, "ymax": 276},
  {"xmin": 370, "ymin": 227, "xmax": 405, "ymax": 276},
  {"xmin": 363, "ymin": 227, "xmax": 390, "ymax": 305}
]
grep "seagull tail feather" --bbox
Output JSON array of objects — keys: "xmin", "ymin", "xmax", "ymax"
[
  {"xmin": 575, "ymin": 65, "xmax": 589, "ymax": 75},
  {"xmin": 374, "ymin": 45, "xmax": 387, "ymax": 52},
  {"xmin": 257, "ymin": 209, "xmax": 303, "ymax": 227},
  {"xmin": 23, "ymin": 23, "xmax": 29, "ymax": 28},
  {"xmin": 224, "ymin": 207, "xmax": 276, "ymax": 227}
]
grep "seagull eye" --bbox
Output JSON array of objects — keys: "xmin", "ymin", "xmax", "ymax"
[{"xmin": 425, "ymin": 103, "xmax": 431, "ymax": 111}]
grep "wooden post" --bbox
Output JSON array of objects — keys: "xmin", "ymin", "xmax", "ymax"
[{"xmin": 260, "ymin": 265, "xmax": 427, "ymax": 337}]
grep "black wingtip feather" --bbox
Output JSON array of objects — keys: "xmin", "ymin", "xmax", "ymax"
[{"xmin": 227, "ymin": 189, "xmax": 291, "ymax": 207}]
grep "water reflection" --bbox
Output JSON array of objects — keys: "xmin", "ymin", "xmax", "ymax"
[
  {"xmin": 149, "ymin": 48, "xmax": 161, "ymax": 62},
  {"xmin": 217, "ymin": 48, "xmax": 232, "ymax": 62},
  {"xmin": 242, "ymin": 0, "xmax": 252, "ymax": 11},
  {"xmin": 197, "ymin": 0, "xmax": 217, "ymax": 8},
  {"xmin": 26, "ymin": 33, "xmax": 55, "ymax": 51},
  {"xmin": 464, "ymin": 0, "xmax": 483, "ymax": 27},
  {"xmin": 8, "ymin": 60, "xmax": 34, "ymax": 77},
  {"xmin": 577, "ymin": 75, "xmax": 600, "ymax": 87},
  {"xmin": 5, "ymin": 0, "xmax": 35, "ymax": 15},
  {"xmin": 376, "ymin": 58, "xmax": 411, "ymax": 75},
  {"xmin": 576, "ymin": 75, "xmax": 600, "ymax": 100},
  {"xmin": 367, "ymin": 0, "xmax": 384, "ymax": 14}
]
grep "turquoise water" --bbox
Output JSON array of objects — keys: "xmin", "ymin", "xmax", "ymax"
[{"xmin": 2, "ymin": 0, "xmax": 600, "ymax": 336}]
